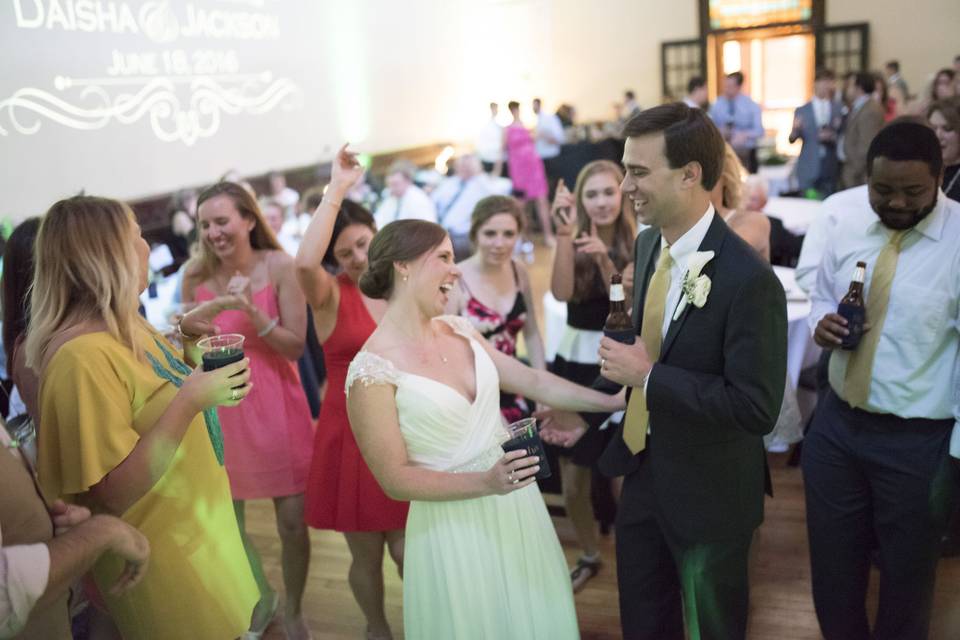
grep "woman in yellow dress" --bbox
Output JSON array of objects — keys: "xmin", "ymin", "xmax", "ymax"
[{"xmin": 26, "ymin": 195, "xmax": 260, "ymax": 639}]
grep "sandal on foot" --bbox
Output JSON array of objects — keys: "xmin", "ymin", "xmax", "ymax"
[
  {"xmin": 242, "ymin": 591, "xmax": 279, "ymax": 639},
  {"xmin": 283, "ymin": 614, "xmax": 312, "ymax": 640},
  {"xmin": 570, "ymin": 555, "xmax": 601, "ymax": 593}
]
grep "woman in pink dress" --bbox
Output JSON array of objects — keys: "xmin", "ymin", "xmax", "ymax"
[
  {"xmin": 296, "ymin": 145, "xmax": 407, "ymax": 640},
  {"xmin": 182, "ymin": 182, "xmax": 314, "ymax": 640},
  {"xmin": 504, "ymin": 100, "xmax": 555, "ymax": 246}
]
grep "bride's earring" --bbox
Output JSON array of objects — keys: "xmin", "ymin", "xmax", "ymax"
[{"xmin": 402, "ymin": 275, "xmax": 408, "ymax": 282}]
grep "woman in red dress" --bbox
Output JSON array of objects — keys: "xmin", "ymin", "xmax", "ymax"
[{"xmin": 296, "ymin": 145, "xmax": 407, "ymax": 640}]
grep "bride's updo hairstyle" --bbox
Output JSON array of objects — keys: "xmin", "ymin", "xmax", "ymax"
[{"xmin": 360, "ymin": 220, "xmax": 449, "ymax": 300}]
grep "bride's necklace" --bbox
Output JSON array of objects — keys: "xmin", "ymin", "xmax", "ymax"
[{"xmin": 386, "ymin": 317, "xmax": 448, "ymax": 364}]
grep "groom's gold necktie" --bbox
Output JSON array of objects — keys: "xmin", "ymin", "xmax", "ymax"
[
  {"xmin": 841, "ymin": 229, "xmax": 908, "ymax": 408},
  {"xmin": 622, "ymin": 246, "xmax": 673, "ymax": 454}
]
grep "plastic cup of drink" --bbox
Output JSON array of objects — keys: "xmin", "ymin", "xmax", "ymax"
[
  {"xmin": 197, "ymin": 334, "xmax": 246, "ymax": 372},
  {"xmin": 501, "ymin": 417, "xmax": 552, "ymax": 480}
]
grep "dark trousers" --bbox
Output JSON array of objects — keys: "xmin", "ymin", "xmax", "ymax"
[
  {"xmin": 733, "ymin": 147, "xmax": 759, "ymax": 174},
  {"xmin": 801, "ymin": 390, "xmax": 957, "ymax": 640},
  {"xmin": 616, "ymin": 458, "xmax": 753, "ymax": 640}
]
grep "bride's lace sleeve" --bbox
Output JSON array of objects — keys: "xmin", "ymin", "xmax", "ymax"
[{"xmin": 345, "ymin": 351, "xmax": 400, "ymax": 397}]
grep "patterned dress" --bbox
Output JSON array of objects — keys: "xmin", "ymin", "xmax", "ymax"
[{"xmin": 460, "ymin": 264, "xmax": 531, "ymax": 424}]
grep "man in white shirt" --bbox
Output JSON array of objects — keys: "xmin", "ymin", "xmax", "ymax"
[
  {"xmin": 431, "ymin": 154, "xmax": 508, "ymax": 260},
  {"xmin": 804, "ymin": 121, "xmax": 960, "ymax": 640},
  {"xmin": 789, "ymin": 68, "xmax": 842, "ymax": 196},
  {"xmin": 267, "ymin": 171, "xmax": 300, "ymax": 219},
  {"xmin": 373, "ymin": 159, "xmax": 437, "ymax": 229},
  {"xmin": 795, "ymin": 185, "xmax": 866, "ymax": 295},
  {"xmin": 683, "ymin": 77, "xmax": 707, "ymax": 109},
  {"xmin": 476, "ymin": 102, "xmax": 505, "ymax": 176},
  {"xmin": 619, "ymin": 90, "xmax": 641, "ymax": 121},
  {"xmin": 533, "ymin": 98, "xmax": 565, "ymax": 181},
  {"xmin": 1, "ymin": 427, "xmax": 149, "ymax": 639}
]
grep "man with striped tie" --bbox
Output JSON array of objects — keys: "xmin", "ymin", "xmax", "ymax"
[
  {"xmin": 541, "ymin": 103, "xmax": 787, "ymax": 639},
  {"xmin": 805, "ymin": 120, "xmax": 960, "ymax": 640}
]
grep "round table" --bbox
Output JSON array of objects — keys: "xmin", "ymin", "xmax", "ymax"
[
  {"xmin": 542, "ymin": 266, "xmax": 820, "ymax": 389},
  {"xmin": 763, "ymin": 197, "xmax": 821, "ymax": 236}
]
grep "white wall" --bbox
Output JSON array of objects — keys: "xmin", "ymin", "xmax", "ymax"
[
  {"xmin": 827, "ymin": 0, "xmax": 960, "ymax": 95},
  {"xmin": 0, "ymin": 0, "xmax": 954, "ymax": 222}
]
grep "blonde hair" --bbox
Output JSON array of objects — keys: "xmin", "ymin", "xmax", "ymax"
[
  {"xmin": 572, "ymin": 160, "xmax": 636, "ymax": 300},
  {"xmin": 186, "ymin": 181, "xmax": 282, "ymax": 282},
  {"xmin": 25, "ymin": 196, "xmax": 153, "ymax": 369},
  {"xmin": 718, "ymin": 143, "xmax": 745, "ymax": 210}
]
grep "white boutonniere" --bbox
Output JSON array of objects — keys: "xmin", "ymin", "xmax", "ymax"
[{"xmin": 672, "ymin": 250, "xmax": 715, "ymax": 320}]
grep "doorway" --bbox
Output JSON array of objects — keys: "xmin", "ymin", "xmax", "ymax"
[{"xmin": 709, "ymin": 26, "xmax": 815, "ymax": 155}]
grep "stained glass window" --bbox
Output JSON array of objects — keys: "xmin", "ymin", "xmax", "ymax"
[{"xmin": 708, "ymin": 0, "xmax": 813, "ymax": 30}]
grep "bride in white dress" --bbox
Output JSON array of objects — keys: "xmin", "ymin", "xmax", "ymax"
[{"xmin": 345, "ymin": 219, "xmax": 625, "ymax": 639}]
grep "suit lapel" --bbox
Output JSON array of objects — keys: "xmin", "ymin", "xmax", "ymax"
[
  {"xmin": 631, "ymin": 231, "xmax": 661, "ymax": 334},
  {"xmin": 660, "ymin": 215, "xmax": 729, "ymax": 360}
]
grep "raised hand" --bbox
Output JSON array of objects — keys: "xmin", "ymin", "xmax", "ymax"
[
  {"xmin": 484, "ymin": 449, "xmax": 540, "ymax": 495},
  {"xmin": 551, "ymin": 180, "xmax": 578, "ymax": 236},
  {"xmin": 329, "ymin": 143, "xmax": 366, "ymax": 196},
  {"xmin": 573, "ymin": 220, "xmax": 609, "ymax": 259}
]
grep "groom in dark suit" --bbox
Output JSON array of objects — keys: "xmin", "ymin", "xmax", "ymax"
[{"xmin": 545, "ymin": 103, "xmax": 787, "ymax": 639}]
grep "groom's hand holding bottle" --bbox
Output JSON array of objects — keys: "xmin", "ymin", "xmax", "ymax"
[{"xmin": 597, "ymin": 336, "xmax": 651, "ymax": 388}]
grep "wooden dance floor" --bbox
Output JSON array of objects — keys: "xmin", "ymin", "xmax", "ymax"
[
  {"xmin": 247, "ymin": 454, "xmax": 960, "ymax": 639},
  {"xmin": 248, "ymin": 245, "xmax": 960, "ymax": 638}
]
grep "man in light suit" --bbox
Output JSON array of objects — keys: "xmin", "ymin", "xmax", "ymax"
[
  {"xmin": 840, "ymin": 72, "xmax": 886, "ymax": 189},
  {"xmin": 789, "ymin": 68, "xmax": 842, "ymax": 196},
  {"xmin": 543, "ymin": 104, "xmax": 787, "ymax": 639}
]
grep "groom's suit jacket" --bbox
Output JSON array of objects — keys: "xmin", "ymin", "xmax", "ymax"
[{"xmin": 595, "ymin": 214, "xmax": 787, "ymax": 541}]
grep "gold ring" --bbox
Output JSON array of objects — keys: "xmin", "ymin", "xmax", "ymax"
[
  {"xmin": 601, "ymin": 358, "xmax": 606, "ymax": 368},
  {"xmin": 231, "ymin": 389, "xmax": 238, "ymax": 401}
]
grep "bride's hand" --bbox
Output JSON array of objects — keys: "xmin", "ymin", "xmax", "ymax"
[
  {"xmin": 609, "ymin": 387, "xmax": 627, "ymax": 411},
  {"xmin": 484, "ymin": 449, "xmax": 540, "ymax": 495}
]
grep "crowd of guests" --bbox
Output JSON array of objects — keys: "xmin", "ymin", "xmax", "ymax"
[{"xmin": 2, "ymin": 52, "xmax": 960, "ymax": 640}]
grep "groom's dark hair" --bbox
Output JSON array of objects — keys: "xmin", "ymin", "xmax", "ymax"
[{"xmin": 622, "ymin": 102, "xmax": 725, "ymax": 191}]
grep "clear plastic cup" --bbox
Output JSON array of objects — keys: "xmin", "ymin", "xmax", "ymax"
[{"xmin": 197, "ymin": 333, "xmax": 246, "ymax": 372}]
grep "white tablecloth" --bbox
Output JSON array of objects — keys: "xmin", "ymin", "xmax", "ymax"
[
  {"xmin": 773, "ymin": 266, "xmax": 821, "ymax": 388},
  {"xmin": 763, "ymin": 197, "xmax": 820, "ymax": 236},
  {"xmin": 758, "ymin": 162, "xmax": 795, "ymax": 197},
  {"xmin": 542, "ymin": 266, "xmax": 820, "ymax": 389}
]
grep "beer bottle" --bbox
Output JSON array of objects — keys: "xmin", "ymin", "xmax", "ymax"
[
  {"xmin": 837, "ymin": 261, "xmax": 866, "ymax": 350},
  {"xmin": 603, "ymin": 273, "xmax": 635, "ymax": 345}
]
